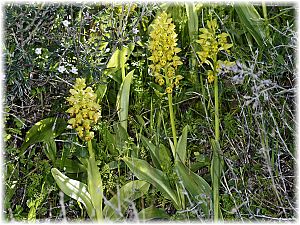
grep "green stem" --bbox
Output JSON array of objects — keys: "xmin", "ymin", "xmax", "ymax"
[
  {"xmin": 87, "ymin": 140, "xmax": 94, "ymax": 159},
  {"xmin": 121, "ymin": 66, "xmax": 126, "ymax": 81},
  {"xmin": 168, "ymin": 93, "xmax": 177, "ymax": 150},
  {"xmin": 262, "ymin": 0, "xmax": 268, "ymax": 21},
  {"xmin": 213, "ymin": 57, "xmax": 220, "ymax": 222},
  {"xmin": 214, "ymin": 75, "xmax": 220, "ymax": 142}
]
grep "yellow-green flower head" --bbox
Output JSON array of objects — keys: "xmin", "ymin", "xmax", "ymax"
[
  {"xmin": 196, "ymin": 19, "xmax": 234, "ymax": 83},
  {"xmin": 115, "ymin": 3, "xmax": 137, "ymax": 16},
  {"xmin": 66, "ymin": 78, "xmax": 101, "ymax": 141},
  {"xmin": 207, "ymin": 70, "xmax": 214, "ymax": 83},
  {"xmin": 148, "ymin": 11, "xmax": 183, "ymax": 94}
]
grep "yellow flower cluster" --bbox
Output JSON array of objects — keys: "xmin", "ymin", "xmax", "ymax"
[
  {"xmin": 66, "ymin": 78, "xmax": 101, "ymax": 141},
  {"xmin": 148, "ymin": 12, "xmax": 183, "ymax": 94},
  {"xmin": 115, "ymin": 3, "xmax": 137, "ymax": 15},
  {"xmin": 196, "ymin": 19, "xmax": 234, "ymax": 83}
]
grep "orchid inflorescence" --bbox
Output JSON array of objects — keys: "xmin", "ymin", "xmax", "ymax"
[
  {"xmin": 197, "ymin": 19, "xmax": 234, "ymax": 83},
  {"xmin": 66, "ymin": 78, "xmax": 101, "ymax": 141},
  {"xmin": 148, "ymin": 12, "xmax": 183, "ymax": 94}
]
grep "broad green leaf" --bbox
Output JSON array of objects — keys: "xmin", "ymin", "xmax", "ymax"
[
  {"xmin": 101, "ymin": 126, "xmax": 118, "ymax": 156},
  {"xmin": 141, "ymin": 135, "xmax": 161, "ymax": 169},
  {"xmin": 175, "ymin": 125, "xmax": 188, "ymax": 163},
  {"xmin": 106, "ymin": 44, "xmax": 135, "ymax": 69},
  {"xmin": 123, "ymin": 157, "xmax": 180, "ymax": 209},
  {"xmin": 175, "ymin": 182, "xmax": 186, "ymax": 210},
  {"xmin": 190, "ymin": 161, "xmax": 210, "ymax": 172},
  {"xmin": 96, "ymin": 81, "xmax": 107, "ymax": 101},
  {"xmin": 175, "ymin": 161, "xmax": 211, "ymax": 217},
  {"xmin": 87, "ymin": 141, "xmax": 103, "ymax": 221},
  {"xmin": 138, "ymin": 206, "xmax": 170, "ymax": 221},
  {"xmin": 185, "ymin": 2, "xmax": 200, "ymax": 87},
  {"xmin": 157, "ymin": 144, "xmax": 172, "ymax": 168},
  {"xmin": 20, "ymin": 117, "xmax": 67, "ymax": 153},
  {"xmin": 185, "ymin": 3, "xmax": 198, "ymax": 45},
  {"xmin": 51, "ymin": 168, "xmax": 95, "ymax": 219},
  {"xmin": 235, "ymin": 4, "xmax": 268, "ymax": 47},
  {"xmin": 141, "ymin": 136, "xmax": 172, "ymax": 171},
  {"xmin": 115, "ymin": 123, "xmax": 129, "ymax": 151},
  {"xmin": 116, "ymin": 70, "xmax": 134, "ymax": 132},
  {"xmin": 120, "ymin": 44, "xmax": 134, "ymax": 70},
  {"xmin": 54, "ymin": 159, "xmax": 86, "ymax": 173},
  {"xmin": 105, "ymin": 44, "xmax": 134, "ymax": 83},
  {"xmin": 105, "ymin": 68, "xmax": 122, "ymax": 84},
  {"xmin": 107, "ymin": 48, "xmax": 121, "ymax": 69},
  {"xmin": 44, "ymin": 138, "xmax": 56, "ymax": 163},
  {"xmin": 103, "ymin": 180, "xmax": 150, "ymax": 221}
]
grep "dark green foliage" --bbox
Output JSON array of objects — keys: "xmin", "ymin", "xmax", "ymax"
[{"xmin": 4, "ymin": 2, "xmax": 295, "ymax": 222}]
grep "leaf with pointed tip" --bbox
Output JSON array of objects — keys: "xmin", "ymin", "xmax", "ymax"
[
  {"xmin": 141, "ymin": 135, "xmax": 161, "ymax": 169},
  {"xmin": 116, "ymin": 70, "xmax": 134, "ymax": 131},
  {"xmin": 96, "ymin": 82, "xmax": 107, "ymax": 101},
  {"xmin": 169, "ymin": 139, "xmax": 175, "ymax": 159},
  {"xmin": 107, "ymin": 44, "xmax": 135, "ymax": 69},
  {"xmin": 175, "ymin": 161, "xmax": 211, "ymax": 217},
  {"xmin": 185, "ymin": 3, "xmax": 199, "ymax": 46},
  {"xmin": 20, "ymin": 117, "xmax": 67, "ymax": 154},
  {"xmin": 44, "ymin": 138, "xmax": 56, "ymax": 163},
  {"xmin": 86, "ymin": 143, "xmax": 103, "ymax": 221},
  {"xmin": 123, "ymin": 157, "xmax": 180, "ymax": 209},
  {"xmin": 51, "ymin": 168, "xmax": 95, "ymax": 219},
  {"xmin": 103, "ymin": 180, "xmax": 150, "ymax": 221},
  {"xmin": 235, "ymin": 4, "xmax": 268, "ymax": 47},
  {"xmin": 175, "ymin": 125, "xmax": 188, "ymax": 163}
]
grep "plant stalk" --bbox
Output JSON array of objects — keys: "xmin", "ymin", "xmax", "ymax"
[
  {"xmin": 168, "ymin": 93, "xmax": 177, "ymax": 149},
  {"xmin": 87, "ymin": 140, "xmax": 94, "ymax": 159},
  {"xmin": 213, "ymin": 55, "xmax": 220, "ymax": 222},
  {"xmin": 214, "ymin": 75, "xmax": 220, "ymax": 142}
]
